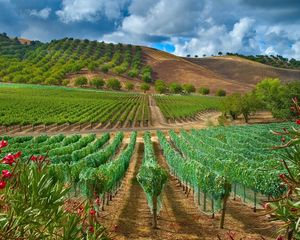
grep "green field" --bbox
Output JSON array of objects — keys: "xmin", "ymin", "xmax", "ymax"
[
  {"xmin": 0, "ymin": 84, "xmax": 149, "ymax": 127},
  {"xmin": 155, "ymin": 95, "xmax": 222, "ymax": 121}
]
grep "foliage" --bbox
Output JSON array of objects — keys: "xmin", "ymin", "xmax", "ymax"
[
  {"xmin": 155, "ymin": 79, "xmax": 168, "ymax": 94},
  {"xmin": 0, "ymin": 37, "xmax": 150, "ymax": 85},
  {"xmin": 155, "ymin": 95, "xmax": 221, "ymax": 121},
  {"xmin": 74, "ymin": 76, "xmax": 88, "ymax": 87},
  {"xmin": 140, "ymin": 83, "xmax": 150, "ymax": 93},
  {"xmin": 125, "ymin": 82, "xmax": 134, "ymax": 91},
  {"xmin": 267, "ymin": 98, "xmax": 300, "ymax": 239},
  {"xmin": 199, "ymin": 87, "xmax": 210, "ymax": 95},
  {"xmin": 0, "ymin": 84, "xmax": 149, "ymax": 126},
  {"xmin": 90, "ymin": 77, "xmax": 105, "ymax": 89},
  {"xmin": 182, "ymin": 84, "xmax": 196, "ymax": 94},
  {"xmin": 216, "ymin": 89, "xmax": 226, "ymax": 96},
  {"xmin": 106, "ymin": 78, "xmax": 121, "ymax": 91},
  {"xmin": 169, "ymin": 83, "xmax": 182, "ymax": 94},
  {"xmin": 254, "ymin": 78, "xmax": 300, "ymax": 119},
  {"xmin": 137, "ymin": 132, "xmax": 167, "ymax": 213},
  {"xmin": 0, "ymin": 143, "xmax": 108, "ymax": 239}
]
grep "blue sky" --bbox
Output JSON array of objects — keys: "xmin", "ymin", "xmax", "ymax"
[{"xmin": 1, "ymin": 0, "xmax": 300, "ymax": 59}]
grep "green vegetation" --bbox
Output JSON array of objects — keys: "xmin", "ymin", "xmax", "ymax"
[
  {"xmin": 125, "ymin": 82, "xmax": 134, "ymax": 91},
  {"xmin": 106, "ymin": 78, "xmax": 121, "ymax": 90},
  {"xmin": 158, "ymin": 122, "xmax": 293, "ymax": 227},
  {"xmin": 0, "ymin": 84, "xmax": 149, "ymax": 127},
  {"xmin": 137, "ymin": 132, "xmax": 167, "ymax": 228},
  {"xmin": 227, "ymin": 52, "xmax": 300, "ymax": 69},
  {"xmin": 154, "ymin": 80, "xmax": 168, "ymax": 94},
  {"xmin": 74, "ymin": 76, "xmax": 88, "ymax": 87},
  {"xmin": 215, "ymin": 89, "xmax": 226, "ymax": 96},
  {"xmin": 90, "ymin": 77, "xmax": 105, "ymax": 89},
  {"xmin": 155, "ymin": 95, "xmax": 221, "ymax": 121},
  {"xmin": 198, "ymin": 87, "xmax": 210, "ymax": 95},
  {"xmin": 140, "ymin": 83, "xmax": 150, "ymax": 93},
  {"xmin": 0, "ymin": 35, "xmax": 152, "ymax": 86}
]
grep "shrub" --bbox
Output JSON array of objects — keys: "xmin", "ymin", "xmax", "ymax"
[
  {"xmin": 87, "ymin": 62, "xmax": 98, "ymax": 71},
  {"xmin": 183, "ymin": 84, "xmax": 196, "ymax": 94},
  {"xmin": 90, "ymin": 77, "xmax": 105, "ymax": 89},
  {"xmin": 74, "ymin": 76, "xmax": 88, "ymax": 87},
  {"xmin": 62, "ymin": 79, "xmax": 69, "ymax": 86},
  {"xmin": 216, "ymin": 89, "xmax": 226, "ymax": 97},
  {"xmin": 125, "ymin": 82, "xmax": 134, "ymax": 91},
  {"xmin": 100, "ymin": 65, "xmax": 109, "ymax": 73},
  {"xmin": 140, "ymin": 83, "xmax": 150, "ymax": 93},
  {"xmin": 128, "ymin": 68, "xmax": 139, "ymax": 78},
  {"xmin": 199, "ymin": 87, "xmax": 210, "ymax": 95},
  {"xmin": 169, "ymin": 83, "xmax": 183, "ymax": 94},
  {"xmin": 106, "ymin": 78, "xmax": 121, "ymax": 90},
  {"xmin": 155, "ymin": 80, "xmax": 168, "ymax": 94}
]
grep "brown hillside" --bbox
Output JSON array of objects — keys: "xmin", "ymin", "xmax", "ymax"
[
  {"xmin": 142, "ymin": 47, "xmax": 252, "ymax": 94},
  {"xmin": 184, "ymin": 56, "xmax": 300, "ymax": 85}
]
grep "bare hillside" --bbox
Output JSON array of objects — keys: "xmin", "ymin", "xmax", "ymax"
[{"xmin": 184, "ymin": 56, "xmax": 300, "ymax": 85}]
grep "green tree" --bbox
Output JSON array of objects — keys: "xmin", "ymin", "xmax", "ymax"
[
  {"xmin": 240, "ymin": 93, "xmax": 260, "ymax": 123},
  {"xmin": 223, "ymin": 93, "xmax": 242, "ymax": 120},
  {"xmin": 100, "ymin": 65, "xmax": 109, "ymax": 73},
  {"xmin": 87, "ymin": 62, "xmax": 98, "ymax": 71},
  {"xmin": 90, "ymin": 77, "xmax": 105, "ymax": 89},
  {"xmin": 155, "ymin": 80, "xmax": 168, "ymax": 94},
  {"xmin": 106, "ymin": 78, "xmax": 121, "ymax": 90},
  {"xmin": 199, "ymin": 87, "xmax": 210, "ymax": 95},
  {"xmin": 216, "ymin": 89, "xmax": 226, "ymax": 96},
  {"xmin": 125, "ymin": 82, "xmax": 134, "ymax": 91},
  {"xmin": 140, "ymin": 83, "xmax": 150, "ymax": 93},
  {"xmin": 169, "ymin": 83, "xmax": 182, "ymax": 94},
  {"xmin": 183, "ymin": 84, "xmax": 196, "ymax": 94},
  {"xmin": 74, "ymin": 76, "xmax": 88, "ymax": 87}
]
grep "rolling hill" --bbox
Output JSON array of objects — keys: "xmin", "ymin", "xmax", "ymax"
[{"xmin": 0, "ymin": 34, "xmax": 300, "ymax": 94}]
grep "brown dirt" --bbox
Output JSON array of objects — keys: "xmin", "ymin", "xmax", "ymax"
[
  {"xmin": 98, "ymin": 140, "xmax": 279, "ymax": 240},
  {"xmin": 143, "ymin": 47, "xmax": 249, "ymax": 95},
  {"xmin": 185, "ymin": 56, "xmax": 300, "ymax": 86}
]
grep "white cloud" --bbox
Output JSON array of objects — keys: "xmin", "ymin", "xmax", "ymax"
[
  {"xmin": 29, "ymin": 8, "xmax": 51, "ymax": 20},
  {"xmin": 56, "ymin": 0, "xmax": 128, "ymax": 23},
  {"xmin": 172, "ymin": 17, "xmax": 256, "ymax": 56}
]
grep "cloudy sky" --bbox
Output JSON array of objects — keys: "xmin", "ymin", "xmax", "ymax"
[{"xmin": 1, "ymin": 0, "xmax": 300, "ymax": 58}]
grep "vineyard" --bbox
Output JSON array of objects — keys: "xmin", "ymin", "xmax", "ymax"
[
  {"xmin": 0, "ymin": 85, "xmax": 150, "ymax": 129},
  {"xmin": 154, "ymin": 95, "xmax": 222, "ymax": 122},
  {"xmin": 0, "ymin": 122, "xmax": 294, "ymax": 239},
  {"xmin": 0, "ymin": 34, "xmax": 152, "ymax": 85}
]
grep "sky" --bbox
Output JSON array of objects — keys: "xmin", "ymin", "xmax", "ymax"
[{"xmin": 1, "ymin": 0, "xmax": 300, "ymax": 59}]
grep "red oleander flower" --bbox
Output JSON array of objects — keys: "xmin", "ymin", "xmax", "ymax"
[
  {"xmin": 30, "ymin": 156, "xmax": 38, "ymax": 161},
  {"xmin": 2, "ymin": 154, "xmax": 16, "ymax": 166},
  {"xmin": 89, "ymin": 209, "xmax": 96, "ymax": 216},
  {"xmin": 0, "ymin": 140, "xmax": 8, "ymax": 149},
  {"xmin": 1, "ymin": 170, "xmax": 12, "ymax": 179},
  {"xmin": 95, "ymin": 197, "xmax": 101, "ymax": 206},
  {"xmin": 0, "ymin": 180, "xmax": 6, "ymax": 189},
  {"xmin": 281, "ymin": 137, "xmax": 286, "ymax": 143},
  {"xmin": 14, "ymin": 151, "xmax": 22, "ymax": 158},
  {"xmin": 296, "ymin": 119, "xmax": 300, "ymax": 125},
  {"xmin": 89, "ymin": 225, "xmax": 94, "ymax": 233}
]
